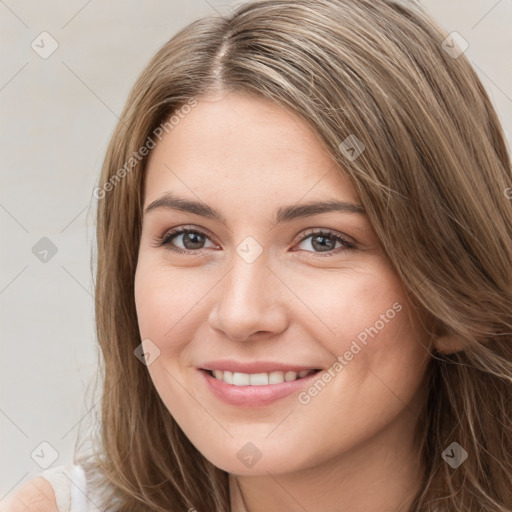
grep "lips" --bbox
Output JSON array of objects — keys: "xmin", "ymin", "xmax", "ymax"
[
  {"xmin": 199, "ymin": 359, "xmax": 322, "ymax": 374},
  {"xmin": 197, "ymin": 360, "xmax": 324, "ymax": 407}
]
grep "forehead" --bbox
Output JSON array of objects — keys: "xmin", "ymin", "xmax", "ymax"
[{"xmin": 144, "ymin": 91, "xmax": 359, "ymax": 209}]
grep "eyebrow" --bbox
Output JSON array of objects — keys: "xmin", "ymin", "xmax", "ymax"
[{"xmin": 144, "ymin": 192, "xmax": 366, "ymax": 224}]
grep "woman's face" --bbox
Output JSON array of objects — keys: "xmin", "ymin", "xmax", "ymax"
[{"xmin": 134, "ymin": 91, "xmax": 431, "ymax": 476}]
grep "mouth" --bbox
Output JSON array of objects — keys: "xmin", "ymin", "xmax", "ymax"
[
  {"xmin": 198, "ymin": 367, "xmax": 324, "ymax": 407},
  {"xmin": 201, "ymin": 368, "xmax": 322, "ymax": 386}
]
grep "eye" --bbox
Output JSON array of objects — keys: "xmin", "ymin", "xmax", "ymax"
[
  {"xmin": 155, "ymin": 226, "xmax": 217, "ymax": 254},
  {"xmin": 292, "ymin": 229, "xmax": 356, "ymax": 257}
]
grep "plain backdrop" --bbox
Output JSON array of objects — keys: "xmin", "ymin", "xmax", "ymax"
[{"xmin": 1, "ymin": 0, "xmax": 511, "ymax": 499}]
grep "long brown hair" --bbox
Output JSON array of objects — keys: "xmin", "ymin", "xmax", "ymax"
[{"xmin": 76, "ymin": 1, "xmax": 512, "ymax": 510}]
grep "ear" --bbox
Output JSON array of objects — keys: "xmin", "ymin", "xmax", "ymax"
[{"xmin": 433, "ymin": 334, "xmax": 466, "ymax": 354}]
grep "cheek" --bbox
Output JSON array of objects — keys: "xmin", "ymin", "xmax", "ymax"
[
  {"xmin": 134, "ymin": 259, "xmax": 210, "ymax": 352},
  {"xmin": 291, "ymin": 263, "xmax": 429, "ymax": 411},
  {"xmin": 134, "ymin": 261, "xmax": 206, "ymax": 419},
  {"xmin": 280, "ymin": 261, "xmax": 410, "ymax": 353}
]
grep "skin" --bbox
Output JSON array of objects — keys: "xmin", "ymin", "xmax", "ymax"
[
  {"xmin": 134, "ymin": 91, "xmax": 433, "ymax": 512},
  {"xmin": 0, "ymin": 477, "xmax": 58, "ymax": 512}
]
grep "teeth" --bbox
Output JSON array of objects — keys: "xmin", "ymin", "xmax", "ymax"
[
  {"xmin": 209, "ymin": 369, "xmax": 317, "ymax": 386},
  {"xmin": 233, "ymin": 372, "xmax": 250, "ymax": 386},
  {"xmin": 250, "ymin": 373, "xmax": 269, "ymax": 385},
  {"xmin": 269, "ymin": 371, "xmax": 285, "ymax": 384}
]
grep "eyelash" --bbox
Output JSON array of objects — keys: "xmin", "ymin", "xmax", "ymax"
[{"xmin": 154, "ymin": 225, "xmax": 356, "ymax": 257}]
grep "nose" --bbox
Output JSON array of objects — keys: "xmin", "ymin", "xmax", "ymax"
[{"xmin": 208, "ymin": 252, "xmax": 288, "ymax": 342}]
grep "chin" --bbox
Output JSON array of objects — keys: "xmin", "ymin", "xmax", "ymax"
[{"xmin": 193, "ymin": 437, "xmax": 313, "ymax": 476}]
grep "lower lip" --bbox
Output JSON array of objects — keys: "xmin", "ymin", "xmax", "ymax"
[{"xmin": 198, "ymin": 369, "xmax": 322, "ymax": 407}]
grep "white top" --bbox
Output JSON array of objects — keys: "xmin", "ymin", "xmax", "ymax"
[{"xmin": 39, "ymin": 464, "xmax": 92, "ymax": 512}]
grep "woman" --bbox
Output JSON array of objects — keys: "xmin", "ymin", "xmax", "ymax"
[{"xmin": 4, "ymin": 0, "xmax": 511, "ymax": 510}]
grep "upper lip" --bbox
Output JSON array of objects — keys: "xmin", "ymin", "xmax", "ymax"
[{"xmin": 199, "ymin": 360, "xmax": 322, "ymax": 374}]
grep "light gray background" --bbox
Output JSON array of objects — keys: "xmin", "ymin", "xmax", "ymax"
[{"xmin": 1, "ymin": 0, "xmax": 511, "ymax": 499}]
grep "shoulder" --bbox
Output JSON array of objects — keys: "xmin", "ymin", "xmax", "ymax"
[{"xmin": 0, "ymin": 476, "xmax": 58, "ymax": 512}]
